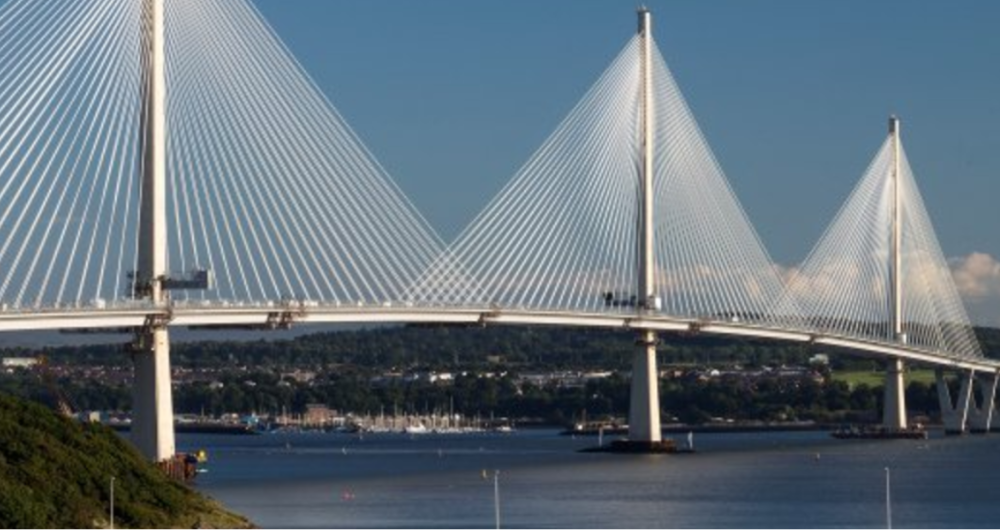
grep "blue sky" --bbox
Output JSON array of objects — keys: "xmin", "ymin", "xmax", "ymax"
[{"xmin": 254, "ymin": 1, "xmax": 1000, "ymax": 324}]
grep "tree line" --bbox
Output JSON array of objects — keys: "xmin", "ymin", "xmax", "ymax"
[{"xmin": 0, "ymin": 324, "xmax": 995, "ymax": 425}]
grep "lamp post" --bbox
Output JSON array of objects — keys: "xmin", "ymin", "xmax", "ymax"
[
  {"xmin": 494, "ymin": 469, "xmax": 501, "ymax": 530},
  {"xmin": 885, "ymin": 467, "xmax": 892, "ymax": 530},
  {"xmin": 110, "ymin": 476, "xmax": 116, "ymax": 530}
]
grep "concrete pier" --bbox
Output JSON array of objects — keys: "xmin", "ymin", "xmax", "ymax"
[
  {"xmin": 131, "ymin": 326, "xmax": 175, "ymax": 461},
  {"xmin": 937, "ymin": 369, "xmax": 973, "ymax": 435},
  {"xmin": 883, "ymin": 359, "xmax": 908, "ymax": 430},
  {"xmin": 132, "ymin": 0, "xmax": 175, "ymax": 462}
]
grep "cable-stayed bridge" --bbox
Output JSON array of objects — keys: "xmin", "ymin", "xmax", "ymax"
[{"xmin": 0, "ymin": 0, "xmax": 995, "ymax": 460}]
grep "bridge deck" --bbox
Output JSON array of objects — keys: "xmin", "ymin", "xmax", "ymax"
[{"xmin": 1, "ymin": 306, "xmax": 995, "ymax": 373}]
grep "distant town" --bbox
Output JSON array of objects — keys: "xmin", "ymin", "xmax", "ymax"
[{"xmin": 4, "ymin": 325, "xmax": 995, "ymax": 432}]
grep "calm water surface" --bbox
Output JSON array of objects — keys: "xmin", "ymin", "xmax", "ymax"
[{"xmin": 183, "ymin": 429, "xmax": 1000, "ymax": 528}]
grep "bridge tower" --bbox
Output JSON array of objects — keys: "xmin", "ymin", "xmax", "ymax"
[
  {"xmin": 626, "ymin": 7, "xmax": 664, "ymax": 449},
  {"xmin": 131, "ymin": 0, "xmax": 175, "ymax": 462},
  {"xmin": 883, "ymin": 116, "xmax": 908, "ymax": 431}
]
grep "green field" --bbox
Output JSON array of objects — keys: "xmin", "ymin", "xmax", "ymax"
[{"xmin": 832, "ymin": 369, "xmax": 939, "ymax": 388}]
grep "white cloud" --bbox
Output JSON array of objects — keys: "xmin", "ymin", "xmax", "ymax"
[
  {"xmin": 949, "ymin": 252, "xmax": 1000, "ymax": 327},
  {"xmin": 773, "ymin": 253, "xmax": 1000, "ymax": 328},
  {"xmin": 950, "ymin": 252, "xmax": 1000, "ymax": 299}
]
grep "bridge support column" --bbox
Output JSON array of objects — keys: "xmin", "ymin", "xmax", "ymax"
[
  {"xmin": 936, "ymin": 369, "xmax": 973, "ymax": 435},
  {"xmin": 882, "ymin": 359, "xmax": 907, "ymax": 430},
  {"xmin": 884, "ymin": 117, "xmax": 908, "ymax": 432},
  {"xmin": 131, "ymin": 326, "xmax": 175, "ymax": 461},
  {"xmin": 628, "ymin": 330, "xmax": 662, "ymax": 445},
  {"xmin": 131, "ymin": 0, "xmax": 173, "ymax": 462},
  {"xmin": 967, "ymin": 373, "xmax": 998, "ymax": 434},
  {"xmin": 616, "ymin": 7, "xmax": 664, "ymax": 453}
]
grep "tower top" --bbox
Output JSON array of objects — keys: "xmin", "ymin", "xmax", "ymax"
[
  {"xmin": 889, "ymin": 115, "xmax": 900, "ymax": 135},
  {"xmin": 638, "ymin": 7, "xmax": 651, "ymax": 35}
]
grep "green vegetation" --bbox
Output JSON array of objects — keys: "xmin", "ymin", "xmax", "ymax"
[
  {"xmin": 0, "ymin": 363, "xmax": 944, "ymax": 427},
  {"xmin": 27, "ymin": 325, "xmax": 818, "ymax": 370},
  {"xmin": 0, "ymin": 393, "xmax": 252, "ymax": 529},
  {"xmin": 26, "ymin": 325, "xmax": 1000, "ymax": 371},
  {"xmin": 1, "ymin": 325, "xmax": 995, "ymax": 426},
  {"xmin": 832, "ymin": 369, "xmax": 938, "ymax": 389}
]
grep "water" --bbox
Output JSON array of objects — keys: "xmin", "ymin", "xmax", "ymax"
[{"xmin": 184, "ymin": 429, "xmax": 1000, "ymax": 528}]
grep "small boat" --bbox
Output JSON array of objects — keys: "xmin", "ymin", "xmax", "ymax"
[
  {"xmin": 404, "ymin": 423, "xmax": 429, "ymax": 434},
  {"xmin": 559, "ymin": 421, "xmax": 628, "ymax": 436}
]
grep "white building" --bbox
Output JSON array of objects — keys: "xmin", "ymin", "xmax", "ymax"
[{"xmin": 2, "ymin": 357, "xmax": 38, "ymax": 369}]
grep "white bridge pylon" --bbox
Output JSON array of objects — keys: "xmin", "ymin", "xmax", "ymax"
[
  {"xmin": 781, "ymin": 122, "xmax": 981, "ymax": 361},
  {"xmin": 406, "ymin": 18, "xmax": 789, "ymax": 327},
  {"xmin": 404, "ymin": 8, "xmax": 798, "ymax": 446},
  {"xmin": 780, "ymin": 117, "xmax": 986, "ymax": 430}
]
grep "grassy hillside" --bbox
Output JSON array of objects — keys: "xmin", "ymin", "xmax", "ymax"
[{"xmin": 0, "ymin": 393, "xmax": 252, "ymax": 529}]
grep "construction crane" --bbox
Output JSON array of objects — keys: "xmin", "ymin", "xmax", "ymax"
[{"xmin": 35, "ymin": 355, "xmax": 74, "ymax": 418}]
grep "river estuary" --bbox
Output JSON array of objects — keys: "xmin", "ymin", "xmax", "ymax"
[{"xmin": 184, "ymin": 429, "xmax": 1000, "ymax": 528}]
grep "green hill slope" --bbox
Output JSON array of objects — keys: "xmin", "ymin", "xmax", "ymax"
[{"xmin": 0, "ymin": 393, "xmax": 252, "ymax": 529}]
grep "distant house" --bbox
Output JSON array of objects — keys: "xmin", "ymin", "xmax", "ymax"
[
  {"xmin": 304, "ymin": 404, "xmax": 335, "ymax": 426},
  {"xmin": 415, "ymin": 372, "xmax": 454, "ymax": 384},
  {"xmin": 2, "ymin": 357, "xmax": 38, "ymax": 369},
  {"xmin": 282, "ymin": 370, "xmax": 317, "ymax": 384},
  {"xmin": 79, "ymin": 411, "xmax": 103, "ymax": 423},
  {"xmin": 809, "ymin": 354, "xmax": 830, "ymax": 366}
]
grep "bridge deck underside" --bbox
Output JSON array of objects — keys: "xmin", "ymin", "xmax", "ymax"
[{"xmin": 0, "ymin": 306, "xmax": 995, "ymax": 373}]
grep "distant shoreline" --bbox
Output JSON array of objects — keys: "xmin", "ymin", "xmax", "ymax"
[{"xmin": 559, "ymin": 421, "xmax": 944, "ymax": 436}]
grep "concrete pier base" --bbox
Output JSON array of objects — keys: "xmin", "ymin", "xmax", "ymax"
[
  {"xmin": 131, "ymin": 325, "xmax": 175, "ymax": 461},
  {"xmin": 587, "ymin": 330, "xmax": 677, "ymax": 454},
  {"xmin": 627, "ymin": 330, "xmax": 661, "ymax": 446},
  {"xmin": 883, "ymin": 359, "xmax": 908, "ymax": 430},
  {"xmin": 582, "ymin": 439, "xmax": 679, "ymax": 454}
]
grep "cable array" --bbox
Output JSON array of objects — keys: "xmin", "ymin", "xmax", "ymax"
[
  {"xmin": 407, "ymin": 37, "xmax": 642, "ymax": 311},
  {"xmin": 648, "ymin": 44, "xmax": 789, "ymax": 324},
  {"xmin": 782, "ymin": 137, "xmax": 982, "ymax": 358},
  {"xmin": 0, "ymin": 0, "xmax": 145, "ymax": 310},
  {"xmin": 164, "ymin": 0, "xmax": 443, "ymax": 305},
  {"xmin": 408, "ymin": 36, "xmax": 789, "ymax": 325},
  {"xmin": 0, "ymin": 0, "xmax": 444, "ymax": 309}
]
